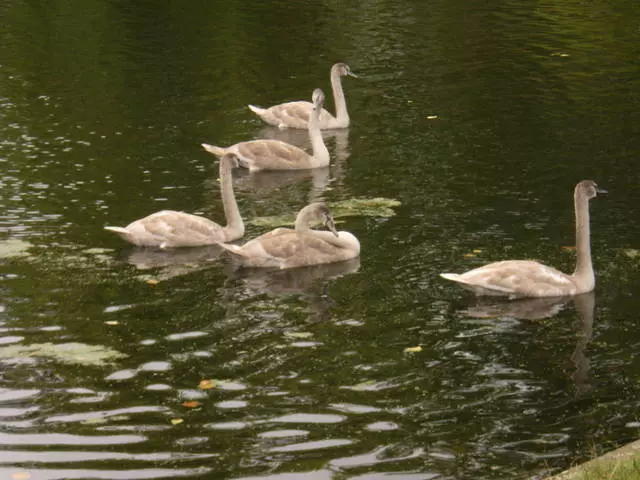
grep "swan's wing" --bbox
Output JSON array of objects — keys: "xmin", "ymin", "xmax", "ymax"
[
  {"xmin": 128, "ymin": 211, "xmax": 225, "ymax": 247},
  {"xmin": 271, "ymin": 102, "xmax": 313, "ymax": 128},
  {"xmin": 441, "ymin": 260, "xmax": 576, "ymax": 297},
  {"xmin": 235, "ymin": 140, "xmax": 311, "ymax": 170},
  {"xmin": 252, "ymin": 101, "xmax": 336, "ymax": 129}
]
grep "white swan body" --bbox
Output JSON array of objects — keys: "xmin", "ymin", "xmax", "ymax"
[
  {"xmin": 104, "ymin": 154, "xmax": 243, "ymax": 248},
  {"xmin": 217, "ymin": 203, "xmax": 360, "ymax": 269},
  {"xmin": 203, "ymin": 89, "xmax": 329, "ymax": 171},
  {"xmin": 440, "ymin": 180, "xmax": 605, "ymax": 298},
  {"xmin": 248, "ymin": 63, "xmax": 356, "ymax": 129}
]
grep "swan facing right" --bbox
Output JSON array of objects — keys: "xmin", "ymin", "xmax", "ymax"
[{"xmin": 440, "ymin": 180, "xmax": 606, "ymax": 298}]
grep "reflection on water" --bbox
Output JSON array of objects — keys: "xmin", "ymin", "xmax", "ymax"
[
  {"xmin": 121, "ymin": 245, "xmax": 224, "ymax": 280},
  {"xmin": 456, "ymin": 292, "xmax": 595, "ymax": 397},
  {"xmin": 234, "ymin": 166, "xmax": 331, "ymax": 204},
  {"xmin": 224, "ymin": 258, "xmax": 361, "ymax": 322}
]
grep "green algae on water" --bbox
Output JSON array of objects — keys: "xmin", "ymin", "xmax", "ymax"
[{"xmin": 249, "ymin": 197, "xmax": 401, "ymax": 228}]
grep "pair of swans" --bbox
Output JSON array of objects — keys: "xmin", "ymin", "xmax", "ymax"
[
  {"xmin": 248, "ymin": 62, "xmax": 357, "ymax": 130},
  {"xmin": 105, "ymin": 192, "xmax": 360, "ymax": 270}
]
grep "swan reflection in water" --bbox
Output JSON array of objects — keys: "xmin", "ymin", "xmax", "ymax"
[
  {"xmin": 233, "ymin": 166, "xmax": 331, "ymax": 204},
  {"xmin": 120, "ymin": 245, "xmax": 224, "ymax": 280},
  {"xmin": 456, "ymin": 292, "xmax": 595, "ymax": 396},
  {"xmin": 224, "ymin": 257, "xmax": 361, "ymax": 322}
]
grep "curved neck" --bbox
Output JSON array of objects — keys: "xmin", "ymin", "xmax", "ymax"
[
  {"xmin": 308, "ymin": 106, "xmax": 330, "ymax": 167},
  {"xmin": 220, "ymin": 161, "xmax": 244, "ymax": 236},
  {"xmin": 330, "ymin": 69, "xmax": 348, "ymax": 122},
  {"xmin": 572, "ymin": 191, "xmax": 593, "ymax": 287}
]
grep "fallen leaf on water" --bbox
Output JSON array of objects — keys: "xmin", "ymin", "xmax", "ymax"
[
  {"xmin": 12, "ymin": 473, "xmax": 31, "ymax": 480},
  {"xmin": 171, "ymin": 418, "xmax": 184, "ymax": 425},
  {"xmin": 560, "ymin": 246, "xmax": 576, "ymax": 252},
  {"xmin": 147, "ymin": 279, "xmax": 159, "ymax": 286},
  {"xmin": 426, "ymin": 115, "xmax": 438, "ymax": 119},
  {"xmin": 473, "ymin": 249, "xmax": 482, "ymax": 254},
  {"xmin": 104, "ymin": 321, "xmax": 119, "ymax": 326},
  {"xmin": 283, "ymin": 331, "xmax": 313, "ymax": 339},
  {"xmin": 463, "ymin": 253, "xmax": 476, "ymax": 258},
  {"xmin": 404, "ymin": 346, "xmax": 423, "ymax": 353},
  {"xmin": 182, "ymin": 401, "xmax": 201, "ymax": 408},
  {"xmin": 198, "ymin": 379, "xmax": 215, "ymax": 390}
]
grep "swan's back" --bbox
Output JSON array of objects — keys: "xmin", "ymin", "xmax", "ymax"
[{"xmin": 440, "ymin": 260, "xmax": 578, "ymax": 298}]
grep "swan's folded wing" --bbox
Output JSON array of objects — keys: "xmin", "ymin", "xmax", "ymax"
[
  {"xmin": 451, "ymin": 260, "xmax": 576, "ymax": 297},
  {"xmin": 236, "ymin": 140, "xmax": 310, "ymax": 170},
  {"xmin": 272, "ymin": 101, "xmax": 313, "ymax": 128},
  {"xmin": 136, "ymin": 211, "xmax": 224, "ymax": 246}
]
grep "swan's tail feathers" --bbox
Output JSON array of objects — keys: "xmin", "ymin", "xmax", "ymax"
[
  {"xmin": 216, "ymin": 241, "xmax": 244, "ymax": 257},
  {"xmin": 201, "ymin": 143, "xmax": 227, "ymax": 158},
  {"xmin": 440, "ymin": 273, "xmax": 463, "ymax": 283},
  {"xmin": 248, "ymin": 104, "xmax": 266, "ymax": 116},
  {"xmin": 104, "ymin": 226, "xmax": 131, "ymax": 242}
]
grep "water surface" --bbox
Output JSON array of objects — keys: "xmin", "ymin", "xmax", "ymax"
[{"xmin": 2, "ymin": 1, "xmax": 640, "ymax": 479}]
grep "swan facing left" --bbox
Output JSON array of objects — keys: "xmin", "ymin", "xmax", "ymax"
[
  {"xmin": 440, "ymin": 180, "xmax": 606, "ymax": 298},
  {"xmin": 217, "ymin": 203, "xmax": 360, "ymax": 269},
  {"xmin": 104, "ymin": 154, "xmax": 244, "ymax": 248}
]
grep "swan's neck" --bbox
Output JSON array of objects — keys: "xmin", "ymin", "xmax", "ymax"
[
  {"xmin": 330, "ymin": 70, "xmax": 349, "ymax": 122},
  {"xmin": 308, "ymin": 107, "xmax": 330, "ymax": 167},
  {"xmin": 220, "ymin": 162, "xmax": 244, "ymax": 237},
  {"xmin": 572, "ymin": 192, "xmax": 594, "ymax": 289}
]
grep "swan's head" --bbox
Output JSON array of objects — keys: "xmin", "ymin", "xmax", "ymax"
[
  {"xmin": 333, "ymin": 62, "xmax": 358, "ymax": 78},
  {"xmin": 312, "ymin": 88, "xmax": 325, "ymax": 111},
  {"xmin": 576, "ymin": 180, "xmax": 607, "ymax": 201},
  {"xmin": 220, "ymin": 153, "xmax": 240, "ymax": 169},
  {"xmin": 297, "ymin": 203, "xmax": 339, "ymax": 237}
]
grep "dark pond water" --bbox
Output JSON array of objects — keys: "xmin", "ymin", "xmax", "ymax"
[{"xmin": 2, "ymin": 1, "xmax": 640, "ymax": 479}]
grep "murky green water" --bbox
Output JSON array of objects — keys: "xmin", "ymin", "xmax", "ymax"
[{"xmin": 2, "ymin": 1, "xmax": 640, "ymax": 479}]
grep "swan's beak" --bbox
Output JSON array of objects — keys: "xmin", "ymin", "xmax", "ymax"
[
  {"xmin": 326, "ymin": 217, "xmax": 339, "ymax": 237},
  {"xmin": 348, "ymin": 70, "xmax": 359, "ymax": 78},
  {"xmin": 596, "ymin": 186, "xmax": 607, "ymax": 194}
]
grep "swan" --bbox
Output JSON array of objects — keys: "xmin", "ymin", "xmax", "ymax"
[
  {"xmin": 440, "ymin": 180, "xmax": 606, "ymax": 298},
  {"xmin": 217, "ymin": 203, "xmax": 360, "ymax": 269},
  {"xmin": 104, "ymin": 154, "xmax": 244, "ymax": 248},
  {"xmin": 248, "ymin": 63, "xmax": 357, "ymax": 129},
  {"xmin": 202, "ymin": 89, "xmax": 330, "ymax": 171}
]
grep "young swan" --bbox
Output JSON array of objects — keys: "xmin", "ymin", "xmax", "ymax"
[
  {"xmin": 440, "ymin": 180, "xmax": 606, "ymax": 298},
  {"xmin": 248, "ymin": 62, "xmax": 357, "ymax": 129},
  {"xmin": 104, "ymin": 154, "xmax": 244, "ymax": 248},
  {"xmin": 217, "ymin": 203, "xmax": 360, "ymax": 269},
  {"xmin": 202, "ymin": 89, "xmax": 330, "ymax": 171}
]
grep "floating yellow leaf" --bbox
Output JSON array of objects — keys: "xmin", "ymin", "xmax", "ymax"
[
  {"xmin": 12, "ymin": 473, "xmax": 31, "ymax": 480},
  {"xmin": 147, "ymin": 279, "xmax": 159, "ymax": 286},
  {"xmin": 561, "ymin": 246, "xmax": 576, "ymax": 252},
  {"xmin": 104, "ymin": 321, "xmax": 119, "ymax": 326},
  {"xmin": 426, "ymin": 115, "xmax": 438, "ymax": 120},
  {"xmin": 181, "ymin": 401, "xmax": 201, "ymax": 408},
  {"xmin": 170, "ymin": 418, "xmax": 183, "ymax": 425},
  {"xmin": 404, "ymin": 346, "xmax": 422, "ymax": 353},
  {"xmin": 463, "ymin": 253, "xmax": 476, "ymax": 258},
  {"xmin": 198, "ymin": 379, "xmax": 215, "ymax": 390},
  {"xmin": 472, "ymin": 249, "xmax": 482, "ymax": 254}
]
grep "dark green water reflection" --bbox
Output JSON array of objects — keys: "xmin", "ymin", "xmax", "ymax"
[{"xmin": 2, "ymin": 1, "xmax": 640, "ymax": 479}]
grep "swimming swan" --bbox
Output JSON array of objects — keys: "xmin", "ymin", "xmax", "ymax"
[
  {"xmin": 440, "ymin": 180, "xmax": 606, "ymax": 298},
  {"xmin": 202, "ymin": 89, "xmax": 329, "ymax": 171},
  {"xmin": 248, "ymin": 63, "xmax": 357, "ymax": 129},
  {"xmin": 217, "ymin": 203, "xmax": 360, "ymax": 269},
  {"xmin": 104, "ymin": 154, "xmax": 244, "ymax": 248}
]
